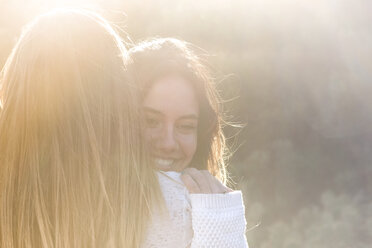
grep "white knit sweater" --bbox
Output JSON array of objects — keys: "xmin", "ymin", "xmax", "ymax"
[{"xmin": 142, "ymin": 171, "xmax": 248, "ymax": 248}]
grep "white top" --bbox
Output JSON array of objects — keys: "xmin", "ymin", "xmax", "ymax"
[{"xmin": 142, "ymin": 171, "xmax": 248, "ymax": 248}]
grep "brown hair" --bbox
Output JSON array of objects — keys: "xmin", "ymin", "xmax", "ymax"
[
  {"xmin": 129, "ymin": 37, "xmax": 227, "ymax": 182},
  {"xmin": 0, "ymin": 9, "xmax": 160, "ymax": 248}
]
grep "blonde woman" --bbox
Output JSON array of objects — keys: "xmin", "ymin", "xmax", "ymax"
[
  {"xmin": 130, "ymin": 38, "xmax": 248, "ymax": 247},
  {"xmin": 0, "ymin": 9, "xmax": 162, "ymax": 248}
]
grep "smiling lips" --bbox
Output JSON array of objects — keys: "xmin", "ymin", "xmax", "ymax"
[{"xmin": 154, "ymin": 158, "xmax": 175, "ymax": 169}]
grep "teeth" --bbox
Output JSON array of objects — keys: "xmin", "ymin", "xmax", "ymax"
[{"xmin": 155, "ymin": 158, "xmax": 174, "ymax": 166}]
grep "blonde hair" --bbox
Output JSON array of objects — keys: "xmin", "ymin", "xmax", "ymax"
[
  {"xmin": 129, "ymin": 38, "xmax": 228, "ymax": 183},
  {"xmin": 0, "ymin": 9, "xmax": 160, "ymax": 248}
]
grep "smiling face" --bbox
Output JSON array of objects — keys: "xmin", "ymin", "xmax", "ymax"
[{"xmin": 143, "ymin": 75, "xmax": 199, "ymax": 172}]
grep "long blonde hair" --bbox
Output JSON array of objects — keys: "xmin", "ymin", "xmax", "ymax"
[{"xmin": 0, "ymin": 9, "xmax": 160, "ymax": 248}]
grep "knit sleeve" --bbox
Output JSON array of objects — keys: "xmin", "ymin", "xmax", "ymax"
[
  {"xmin": 189, "ymin": 191, "xmax": 248, "ymax": 248},
  {"xmin": 143, "ymin": 172, "xmax": 248, "ymax": 248}
]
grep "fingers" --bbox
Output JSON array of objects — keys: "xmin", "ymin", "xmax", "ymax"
[
  {"xmin": 181, "ymin": 168, "xmax": 210, "ymax": 193},
  {"xmin": 202, "ymin": 170, "xmax": 221, "ymax": 193},
  {"xmin": 203, "ymin": 171, "xmax": 233, "ymax": 193},
  {"xmin": 180, "ymin": 173, "xmax": 200, "ymax": 193},
  {"xmin": 181, "ymin": 168, "xmax": 233, "ymax": 194},
  {"xmin": 187, "ymin": 168, "xmax": 212, "ymax": 193},
  {"xmin": 219, "ymin": 183, "xmax": 234, "ymax": 193}
]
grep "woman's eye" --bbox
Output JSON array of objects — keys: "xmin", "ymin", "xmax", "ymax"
[
  {"xmin": 177, "ymin": 123, "xmax": 197, "ymax": 133},
  {"xmin": 146, "ymin": 117, "xmax": 160, "ymax": 128}
]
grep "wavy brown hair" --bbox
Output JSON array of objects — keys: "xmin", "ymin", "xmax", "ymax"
[
  {"xmin": 0, "ymin": 9, "xmax": 160, "ymax": 248},
  {"xmin": 128, "ymin": 38, "xmax": 228, "ymax": 183}
]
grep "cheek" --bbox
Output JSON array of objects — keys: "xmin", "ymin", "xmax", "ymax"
[{"xmin": 180, "ymin": 133, "xmax": 198, "ymax": 159}]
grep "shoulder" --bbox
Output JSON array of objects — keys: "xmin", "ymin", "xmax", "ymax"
[
  {"xmin": 157, "ymin": 171, "xmax": 185, "ymax": 187},
  {"xmin": 156, "ymin": 171, "xmax": 191, "ymax": 208},
  {"xmin": 143, "ymin": 171, "xmax": 192, "ymax": 247}
]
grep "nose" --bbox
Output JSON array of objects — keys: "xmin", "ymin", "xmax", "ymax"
[{"xmin": 155, "ymin": 124, "xmax": 178, "ymax": 152}]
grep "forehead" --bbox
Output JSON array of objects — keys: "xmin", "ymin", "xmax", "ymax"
[{"xmin": 143, "ymin": 75, "xmax": 199, "ymax": 117}]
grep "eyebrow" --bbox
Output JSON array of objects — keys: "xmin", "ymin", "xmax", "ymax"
[{"xmin": 143, "ymin": 107, "xmax": 199, "ymax": 120}]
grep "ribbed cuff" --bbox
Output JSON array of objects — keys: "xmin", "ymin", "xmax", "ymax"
[{"xmin": 190, "ymin": 191, "xmax": 243, "ymax": 209}]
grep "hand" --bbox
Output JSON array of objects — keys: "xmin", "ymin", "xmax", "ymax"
[{"xmin": 180, "ymin": 168, "xmax": 233, "ymax": 194}]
